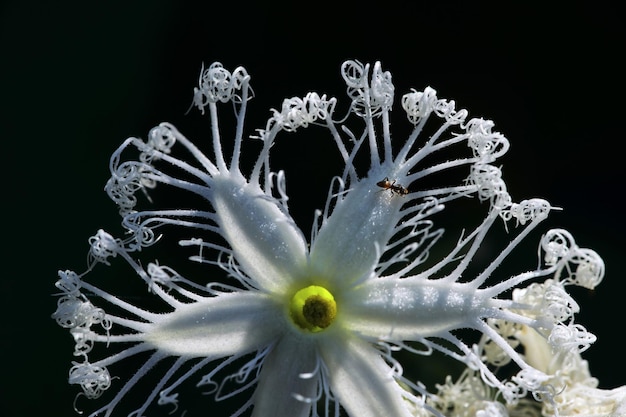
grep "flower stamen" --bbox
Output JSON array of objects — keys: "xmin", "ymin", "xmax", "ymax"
[{"xmin": 289, "ymin": 285, "xmax": 337, "ymax": 332}]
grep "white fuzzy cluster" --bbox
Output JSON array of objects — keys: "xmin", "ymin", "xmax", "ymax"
[
  {"xmin": 501, "ymin": 199, "xmax": 552, "ymax": 225},
  {"xmin": 467, "ymin": 163, "xmax": 512, "ymax": 210},
  {"xmin": 52, "ymin": 269, "xmax": 113, "ymax": 398},
  {"xmin": 88, "ymin": 229, "xmax": 122, "ymax": 266},
  {"xmin": 68, "ymin": 361, "xmax": 112, "ymax": 400},
  {"xmin": 540, "ymin": 229, "xmax": 605, "ymax": 289},
  {"xmin": 423, "ymin": 369, "xmax": 513, "ymax": 417},
  {"xmin": 269, "ymin": 92, "xmax": 336, "ymax": 132},
  {"xmin": 52, "ymin": 271, "xmax": 108, "ymax": 333},
  {"xmin": 401, "ymin": 86, "xmax": 469, "ymax": 126},
  {"xmin": 139, "ymin": 123, "xmax": 177, "ymax": 163},
  {"xmin": 512, "ymin": 277, "xmax": 596, "ymax": 353},
  {"xmin": 517, "ymin": 321, "xmax": 626, "ymax": 416},
  {"xmin": 192, "ymin": 62, "xmax": 251, "ymax": 111},
  {"xmin": 341, "ymin": 60, "xmax": 394, "ymax": 117},
  {"xmin": 105, "ymin": 155, "xmax": 157, "ymax": 215}
]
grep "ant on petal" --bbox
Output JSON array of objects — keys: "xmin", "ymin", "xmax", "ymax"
[{"xmin": 376, "ymin": 177, "xmax": 409, "ymax": 196}]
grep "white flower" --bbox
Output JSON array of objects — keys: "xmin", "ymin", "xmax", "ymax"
[
  {"xmin": 54, "ymin": 60, "xmax": 611, "ymax": 417},
  {"xmin": 426, "ymin": 369, "xmax": 511, "ymax": 417},
  {"xmin": 516, "ymin": 323, "xmax": 626, "ymax": 416}
]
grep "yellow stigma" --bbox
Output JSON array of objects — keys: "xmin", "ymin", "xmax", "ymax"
[{"xmin": 289, "ymin": 285, "xmax": 337, "ymax": 332}]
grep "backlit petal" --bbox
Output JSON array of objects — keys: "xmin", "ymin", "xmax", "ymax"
[
  {"xmin": 212, "ymin": 175, "xmax": 309, "ymax": 294},
  {"xmin": 319, "ymin": 334, "xmax": 413, "ymax": 417},
  {"xmin": 310, "ymin": 176, "xmax": 403, "ymax": 287},
  {"xmin": 342, "ymin": 277, "xmax": 490, "ymax": 340},
  {"xmin": 252, "ymin": 335, "xmax": 318, "ymax": 417},
  {"xmin": 144, "ymin": 291, "xmax": 284, "ymax": 357}
]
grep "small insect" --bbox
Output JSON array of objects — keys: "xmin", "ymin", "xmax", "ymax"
[{"xmin": 376, "ymin": 177, "xmax": 409, "ymax": 196}]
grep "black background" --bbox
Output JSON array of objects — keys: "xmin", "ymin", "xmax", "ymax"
[{"xmin": 2, "ymin": 1, "xmax": 625, "ymax": 416}]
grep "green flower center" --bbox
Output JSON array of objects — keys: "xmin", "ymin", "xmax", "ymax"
[{"xmin": 289, "ymin": 285, "xmax": 337, "ymax": 332}]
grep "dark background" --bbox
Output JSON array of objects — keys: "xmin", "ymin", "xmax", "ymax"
[{"xmin": 2, "ymin": 2, "xmax": 624, "ymax": 416}]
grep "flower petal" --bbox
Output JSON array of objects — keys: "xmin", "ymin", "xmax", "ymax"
[
  {"xmin": 212, "ymin": 175, "xmax": 308, "ymax": 294},
  {"xmin": 319, "ymin": 335, "xmax": 413, "ymax": 417},
  {"xmin": 252, "ymin": 335, "xmax": 318, "ymax": 417},
  {"xmin": 310, "ymin": 175, "xmax": 403, "ymax": 286},
  {"xmin": 144, "ymin": 291, "xmax": 284, "ymax": 357},
  {"xmin": 342, "ymin": 277, "xmax": 489, "ymax": 340}
]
